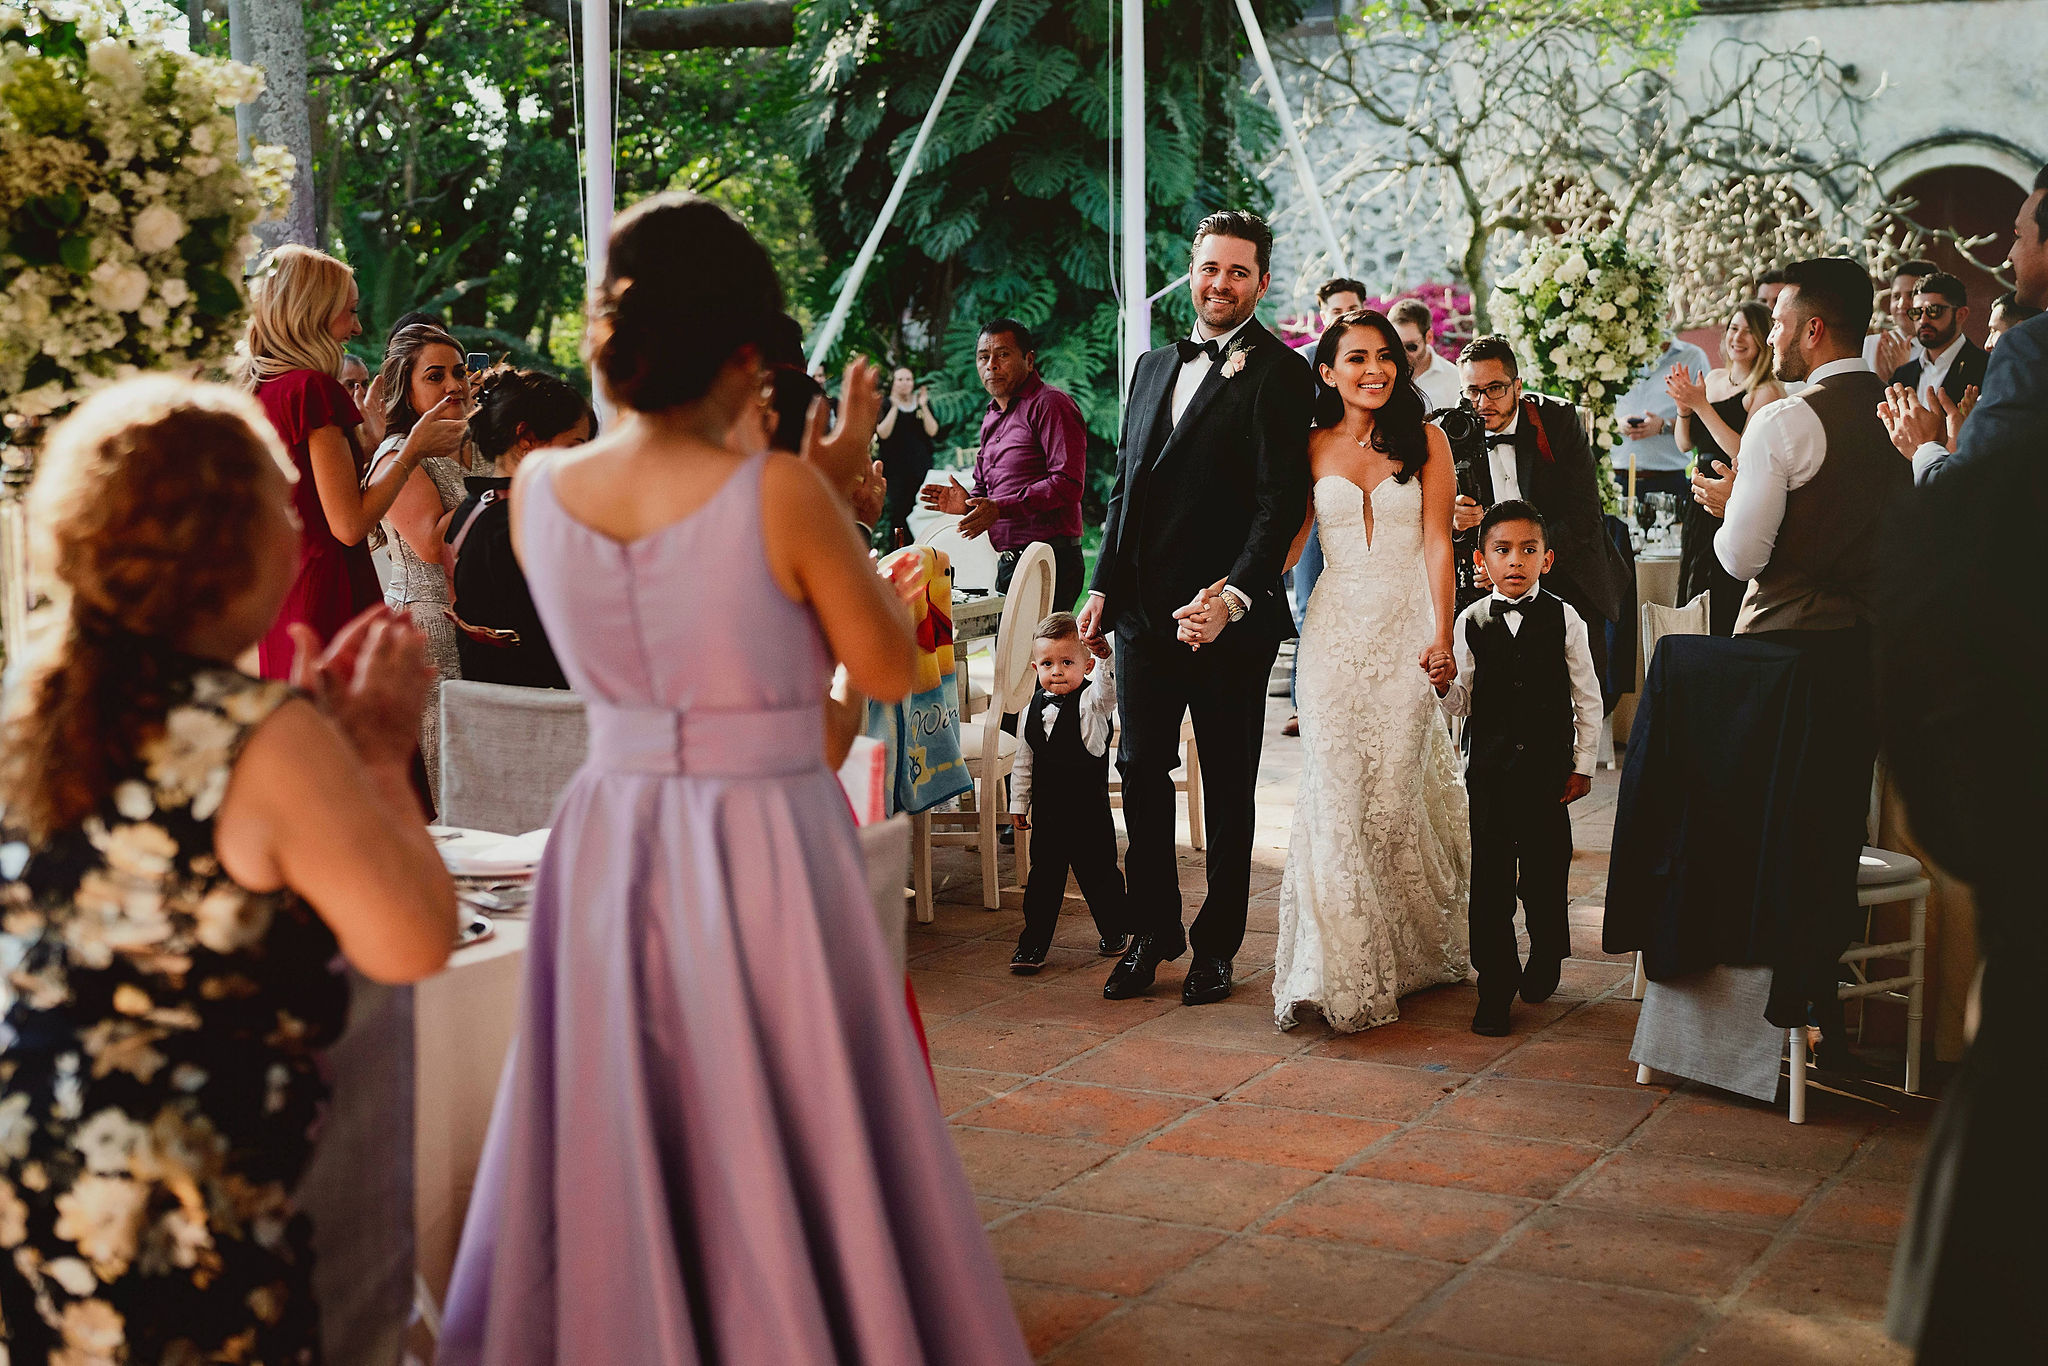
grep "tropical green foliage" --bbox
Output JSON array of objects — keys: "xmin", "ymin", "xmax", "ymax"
[
  {"xmin": 797, "ymin": 0, "xmax": 1305, "ymax": 506},
  {"xmin": 197, "ymin": 0, "xmax": 818, "ymax": 380}
]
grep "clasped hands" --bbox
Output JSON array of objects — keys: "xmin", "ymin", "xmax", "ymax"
[
  {"xmin": 1173, "ymin": 578, "xmax": 1232, "ymax": 649},
  {"xmin": 1417, "ymin": 641, "xmax": 1454, "ymax": 691},
  {"xmin": 1878, "ymin": 382, "xmax": 1977, "ymax": 458}
]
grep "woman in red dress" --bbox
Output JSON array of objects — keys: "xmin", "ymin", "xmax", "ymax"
[{"xmin": 243, "ymin": 246, "xmax": 468, "ymax": 678}]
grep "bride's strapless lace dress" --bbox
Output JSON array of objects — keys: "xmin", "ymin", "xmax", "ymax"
[{"xmin": 1274, "ymin": 474, "xmax": 1471, "ymax": 1032}]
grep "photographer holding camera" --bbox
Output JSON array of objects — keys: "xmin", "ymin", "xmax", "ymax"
[{"xmin": 1448, "ymin": 337, "xmax": 1633, "ymax": 691}]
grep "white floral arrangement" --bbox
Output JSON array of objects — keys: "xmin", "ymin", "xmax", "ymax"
[
  {"xmin": 0, "ymin": 0, "xmax": 292, "ymax": 419},
  {"xmin": 1489, "ymin": 229, "xmax": 1670, "ymax": 514}
]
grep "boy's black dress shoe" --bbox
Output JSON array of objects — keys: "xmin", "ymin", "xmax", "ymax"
[
  {"xmin": 1098, "ymin": 933, "xmax": 1130, "ymax": 957},
  {"xmin": 1519, "ymin": 955, "xmax": 1564, "ymax": 1004},
  {"xmin": 1102, "ymin": 931, "xmax": 1186, "ymax": 1000},
  {"xmin": 1471, "ymin": 996, "xmax": 1513, "ymax": 1036},
  {"xmin": 1181, "ymin": 956, "xmax": 1233, "ymax": 1006},
  {"xmin": 1010, "ymin": 944, "xmax": 1049, "ymax": 975}
]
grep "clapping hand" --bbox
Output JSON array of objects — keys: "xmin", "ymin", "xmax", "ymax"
[
  {"xmin": 406, "ymin": 392, "xmax": 470, "ymax": 462},
  {"xmin": 288, "ymin": 608, "xmax": 431, "ymax": 769},
  {"xmin": 849, "ymin": 459, "xmax": 887, "ymax": 529},
  {"xmin": 1663, "ymin": 366, "xmax": 1708, "ymax": 416},
  {"xmin": 1878, "ymin": 383, "xmax": 1948, "ymax": 458},
  {"xmin": 1173, "ymin": 577, "xmax": 1230, "ymax": 650},
  {"xmin": 1690, "ymin": 458, "xmax": 1733, "ymax": 519},
  {"xmin": 1873, "ymin": 330, "xmax": 1912, "ymax": 383},
  {"xmin": 878, "ymin": 546, "xmax": 927, "ymax": 604},
  {"xmin": 919, "ymin": 475, "xmax": 998, "ymax": 537},
  {"xmin": 800, "ymin": 356, "xmax": 884, "ymax": 495}
]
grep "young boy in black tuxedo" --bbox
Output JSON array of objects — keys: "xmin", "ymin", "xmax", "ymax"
[
  {"xmin": 1010, "ymin": 612, "xmax": 1131, "ymax": 973},
  {"xmin": 1430, "ymin": 501, "xmax": 1603, "ymax": 1035}
]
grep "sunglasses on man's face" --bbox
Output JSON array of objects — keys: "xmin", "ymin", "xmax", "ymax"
[
  {"xmin": 1402, "ymin": 340, "xmax": 1425, "ymax": 354},
  {"xmin": 1906, "ymin": 305, "xmax": 1953, "ymax": 321}
]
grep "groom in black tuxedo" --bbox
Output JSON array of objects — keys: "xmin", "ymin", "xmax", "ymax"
[{"xmin": 1078, "ymin": 211, "xmax": 1314, "ymax": 1006}]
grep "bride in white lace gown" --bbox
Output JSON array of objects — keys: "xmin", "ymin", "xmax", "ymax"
[{"xmin": 1274, "ymin": 311, "xmax": 1471, "ymax": 1033}]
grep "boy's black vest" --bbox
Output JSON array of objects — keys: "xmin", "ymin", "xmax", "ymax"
[
  {"xmin": 1465, "ymin": 591, "xmax": 1574, "ymax": 781},
  {"xmin": 1022, "ymin": 682, "xmax": 1109, "ymax": 807}
]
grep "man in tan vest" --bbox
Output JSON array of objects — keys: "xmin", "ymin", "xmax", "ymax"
[{"xmin": 1713, "ymin": 255, "xmax": 1911, "ymax": 1064}]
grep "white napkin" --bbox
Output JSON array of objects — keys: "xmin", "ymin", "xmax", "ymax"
[{"xmin": 430, "ymin": 827, "xmax": 551, "ymax": 877}]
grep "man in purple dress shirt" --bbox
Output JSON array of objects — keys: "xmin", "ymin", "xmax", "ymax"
[{"xmin": 920, "ymin": 318, "xmax": 1089, "ymax": 608}]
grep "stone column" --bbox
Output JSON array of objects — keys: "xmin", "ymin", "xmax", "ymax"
[{"xmin": 228, "ymin": 0, "xmax": 318, "ymax": 250}]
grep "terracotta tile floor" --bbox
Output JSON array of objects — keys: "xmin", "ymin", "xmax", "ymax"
[{"xmin": 919, "ymin": 694, "xmax": 1932, "ymax": 1364}]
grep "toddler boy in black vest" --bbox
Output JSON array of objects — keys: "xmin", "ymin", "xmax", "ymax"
[
  {"xmin": 1431, "ymin": 501, "xmax": 1603, "ymax": 1036},
  {"xmin": 1010, "ymin": 612, "xmax": 1131, "ymax": 974}
]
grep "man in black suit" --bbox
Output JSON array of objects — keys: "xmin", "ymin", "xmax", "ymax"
[
  {"xmin": 1890, "ymin": 271, "xmax": 1988, "ymax": 412},
  {"xmin": 1449, "ymin": 336, "xmax": 1631, "ymax": 685},
  {"xmin": 1078, "ymin": 210, "xmax": 1313, "ymax": 1007}
]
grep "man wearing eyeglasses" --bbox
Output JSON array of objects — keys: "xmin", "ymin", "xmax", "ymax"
[
  {"xmin": 1890, "ymin": 272, "xmax": 1987, "ymax": 410},
  {"xmin": 1451, "ymin": 335, "xmax": 1632, "ymax": 689}
]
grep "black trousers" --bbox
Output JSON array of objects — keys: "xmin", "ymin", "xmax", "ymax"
[
  {"xmin": 997, "ymin": 540, "xmax": 1086, "ymax": 614},
  {"xmin": 1018, "ymin": 789, "xmax": 1128, "ymax": 952},
  {"xmin": 1114, "ymin": 624, "xmax": 1278, "ymax": 961},
  {"xmin": 1467, "ymin": 771, "xmax": 1573, "ymax": 1001}
]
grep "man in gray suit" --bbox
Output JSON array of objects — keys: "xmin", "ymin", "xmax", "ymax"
[{"xmin": 1882, "ymin": 164, "xmax": 2048, "ymax": 482}]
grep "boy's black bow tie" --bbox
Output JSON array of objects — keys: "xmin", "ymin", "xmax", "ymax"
[
  {"xmin": 1495, "ymin": 596, "xmax": 1533, "ymax": 614},
  {"xmin": 1175, "ymin": 337, "xmax": 1221, "ymax": 365}
]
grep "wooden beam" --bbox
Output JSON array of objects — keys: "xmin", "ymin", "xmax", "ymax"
[{"xmin": 524, "ymin": 0, "xmax": 795, "ymax": 52}]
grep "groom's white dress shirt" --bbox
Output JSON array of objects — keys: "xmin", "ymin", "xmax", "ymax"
[
  {"xmin": 1172, "ymin": 316, "xmax": 1256, "ymax": 424},
  {"xmin": 1716, "ymin": 356, "xmax": 1872, "ymax": 581}
]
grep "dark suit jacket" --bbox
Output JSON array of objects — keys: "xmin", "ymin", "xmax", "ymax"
[
  {"xmin": 1091, "ymin": 320, "xmax": 1314, "ymax": 643},
  {"xmin": 1917, "ymin": 313, "xmax": 2047, "ymax": 484},
  {"xmin": 1893, "ymin": 336, "xmax": 1989, "ymax": 409},
  {"xmin": 1474, "ymin": 393, "xmax": 1631, "ymax": 624}
]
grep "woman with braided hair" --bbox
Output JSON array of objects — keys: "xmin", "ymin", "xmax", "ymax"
[{"xmin": 0, "ymin": 378, "xmax": 458, "ymax": 1362}]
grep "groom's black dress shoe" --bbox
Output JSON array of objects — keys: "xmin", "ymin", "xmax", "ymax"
[
  {"xmin": 1103, "ymin": 932, "xmax": 1186, "ymax": 1000},
  {"xmin": 1519, "ymin": 954, "xmax": 1564, "ymax": 1004},
  {"xmin": 1181, "ymin": 956, "xmax": 1233, "ymax": 1006},
  {"xmin": 1471, "ymin": 996, "xmax": 1513, "ymax": 1037},
  {"xmin": 1098, "ymin": 933, "xmax": 1131, "ymax": 957}
]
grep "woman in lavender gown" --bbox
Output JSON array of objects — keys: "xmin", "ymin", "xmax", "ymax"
[{"xmin": 439, "ymin": 195, "xmax": 1030, "ymax": 1365}]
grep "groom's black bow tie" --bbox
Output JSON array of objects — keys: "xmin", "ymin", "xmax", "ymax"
[
  {"xmin": 1486, "ymin": 431, "xmax": 1518, "ymax": 448},
  {"xmin": 1175, "ymin": 337, "xmax": 1221, "ymax": 365}
]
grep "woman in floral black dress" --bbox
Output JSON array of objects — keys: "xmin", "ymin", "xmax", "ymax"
[{"xmin": 0, "ymin": 379, "xmax": 458, "ymax": 1363}]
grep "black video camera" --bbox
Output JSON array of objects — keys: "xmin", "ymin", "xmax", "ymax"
[{"xmin": 1430, "ymin": 403, "xmax": 1489, "ymax": 610}]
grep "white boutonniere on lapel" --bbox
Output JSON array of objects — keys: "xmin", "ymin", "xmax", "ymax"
[{"xmin": 1220, "ymin": 336, "xmax": 1253, "ymax": 379}]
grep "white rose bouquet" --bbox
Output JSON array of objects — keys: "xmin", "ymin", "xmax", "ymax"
[
  {"xmin": 0, "ymin": 0, "xmax": 291, "ymax": 419},
  {"xmin": 1489, "ymin": 229, "xmax": 1669, "ymax": 515}
]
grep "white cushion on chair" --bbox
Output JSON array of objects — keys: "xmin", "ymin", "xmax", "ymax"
[
  {"xmin": 1858, "ymin": 846, "xmax": 1924, "ymax": 887},
  {"xmin": 957, "ymin": 727, "xmax": 1019, "ymax": 764}
]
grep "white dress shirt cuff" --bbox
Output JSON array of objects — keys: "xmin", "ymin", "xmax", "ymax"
[{"xmin": 1911, "ymin": 441, "xmax": 1947, "ymax": 483}]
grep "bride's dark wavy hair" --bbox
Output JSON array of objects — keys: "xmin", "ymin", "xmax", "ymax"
[{"xmin": 1312, "ymin": 309, "xmax": 1430, "ymax": 484}]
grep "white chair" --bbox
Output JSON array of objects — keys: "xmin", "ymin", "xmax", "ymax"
[
  {"xmin": 1629, "ymin": 593, "xmax": 1712, "ymax": 998},
  {"xmin": 438, "ymin": 680, "xmax": 589, "ymax": 833},
  {"xmin": 912, "ymin": 543, "xmax": 1055, "ymax": 915},
  {"xmin": 916, "ymin": 516, "xmax": 1001, "ymax": 596},
  {"xmin": 1786, "ymin": 846, "xmax": 1930, "ymax": 1122}
]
